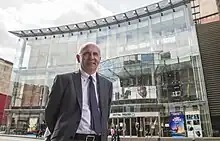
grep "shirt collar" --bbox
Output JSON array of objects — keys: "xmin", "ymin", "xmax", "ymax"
[{"xmin": 80, "ymin": 69, "xmax": 97, "ymax": 82}]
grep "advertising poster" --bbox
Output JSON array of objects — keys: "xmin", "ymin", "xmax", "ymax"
[
  {"xmin": 185, "ymin": 111, "xmax": 203, "ymax": 138},
  {"xmin": 169, "ymin": 112, "xmax": 185, "ymax": 137},
  {"xmin": 27, "ymin": 117, "xmax": 38, "ymax": 134}
]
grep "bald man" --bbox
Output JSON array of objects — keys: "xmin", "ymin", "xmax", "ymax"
[{"xmin": 45, "ymin": 42, "xmax": 113, "ymax": 141}]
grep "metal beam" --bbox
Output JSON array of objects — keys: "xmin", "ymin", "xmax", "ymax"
[
  {"xmin": 30, "ymin": 30, "xmax": 36, "ymax": 36},
  {"xmin": 56, "ymin": 27, "xmax": 63, "ymax": 33},
  {"xmin": 38, "ymin": 29, "xmax": 44, "ymax": 34},
  {"xmin": 65, "ymin": 25, "xmax": 71, "ymax": 30},
  {"xmin": 123, "ymin": 67, "xmax": 135, "ymax": 78},
  {"xmin": 168, "ymin": 0, "xmax": 176, "ymax": 12},
  {"xmin": 8, "ymin": 0, "xmax": 191, "ymax": 37},
  {"xmin": 123, "ymin": 13, "xmax": 129, "ymax": 20},
  {"xmin": 103, "ymin": 18, "xmax": 111, "ymax": 28},
  {"xmin": 75, "ymin": 24, "xmax": 80, "ymax": 30},
  {"xmin": 93, "ymin": 20, "xmax": 99, "ymax": 26},
  {"xmin": 156, "ymin": 3, "xmax": 164, "ymax": 16},
  {"xmin": 84, "ymin": 22, "xmax": 90, "ymax": 29},
  {"xmin": 99, "ymin": 73, "xmax": 116, "ymax": 81},
  {"xmin": 48, "ymin": 28, "xmax": 53, "ymax": 33},
  {"xmin": 108, "ymin": 69, "xmax": 120, "ymax": 78},
  {"xmin": 21, "ymin": 31, "xmax": 26, "ymax": 35},
  {"xmin": 113, "ymin": 16, "xmax": 118, "ymax": 22}
]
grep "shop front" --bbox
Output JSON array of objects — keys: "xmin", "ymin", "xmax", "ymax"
[{"xmin": 109, "ymin": 112, "xmax": 159, "ymax": 137}]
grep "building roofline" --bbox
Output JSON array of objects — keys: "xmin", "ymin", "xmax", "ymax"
[
  {"xmin": 8, "ymin": 0, "xmax": 191, "ymax": 38},
  {"xmin": 0, "ymin": 58, "xmax": 13, "ymax": 65}
]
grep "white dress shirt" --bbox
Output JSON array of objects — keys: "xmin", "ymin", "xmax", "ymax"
[
  {"xmin": 43, "ymin": 127, "xmax": 51, "ymax": 138},
  {"xmin": 76, "ymin": 69, "xmax": 100, "ymax": 134}
]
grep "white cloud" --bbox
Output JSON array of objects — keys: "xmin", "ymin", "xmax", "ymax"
[
  {"xmin": 0, "ymin": 9, "xmax": 18, "ymax": 63},
  {"xmin": 0, "ymin": 48, "xmax": 16, "ymax": 62},
  {"xmin": 0, "ymin": 0, "xmax": 112, "ymax": 62}
]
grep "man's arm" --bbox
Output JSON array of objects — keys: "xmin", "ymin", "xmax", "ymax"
[
  {"xmin": 45, "ymin": 75, "xmax": 64, "ymax": 133},
  {"xmin": 107, "ymin": 82, "xmax": 113, "ymax": 119}
]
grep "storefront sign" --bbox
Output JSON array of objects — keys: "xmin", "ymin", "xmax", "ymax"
[
  {"xmin": 110, "ymin": 112, "xmax": 159, "ymax": 118},
  {"xmin": 111, "ymin": 113, "xmax": 135, "ymax": 118}
]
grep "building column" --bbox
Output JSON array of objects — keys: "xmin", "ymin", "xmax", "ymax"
[
  {"xmin": 151, "ymin": 67, "xmax": 155, "ymax": 86},
  {"xmin": 117, "ymin": 118, "xmax": 119, "ymax": 128},
  {"xmin": 129, "ymin": 118, "xmax": 132, "ymax": 137},
  {"xmin": 6, "ymin": 112, "xmax": 12, "ymax": 134},
  {"xmin": 143, "ymin": 117, "xmax": 146, "ymax": 137},
  {"xmin": 123, "ymin": 118, "xmax": 125, "ymax": 137},
  {"xmin": 111, "ymin": 118, "xmax": 114, "ymax": 127}
]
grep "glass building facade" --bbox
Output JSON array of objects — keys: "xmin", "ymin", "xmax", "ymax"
[{"xmin": 5, "ymin": 0, "xmax": 212, "ymax": 137}]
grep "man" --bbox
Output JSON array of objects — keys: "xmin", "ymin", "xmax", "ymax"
[{"xmin": 45, "ymin": 42, "xmax": 113, "ymax": 141}]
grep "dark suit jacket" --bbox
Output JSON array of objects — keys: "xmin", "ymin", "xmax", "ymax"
[{"xmin": 45, "ymin": 72, "xmax": 113, "ymax": 141}]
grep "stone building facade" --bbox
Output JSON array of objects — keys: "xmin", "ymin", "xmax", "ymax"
[{"xmin": 0, "ymin": 58, "xmax": 13, "ymax": 95}]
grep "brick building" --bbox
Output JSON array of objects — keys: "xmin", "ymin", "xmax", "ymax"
[
  {"xmin": 0, "ymin": 58, "xmax": 13, "ymax": 125},
  {"xmin": 0, "ymin": 58, "xmax": 13, "ymax": 95}
]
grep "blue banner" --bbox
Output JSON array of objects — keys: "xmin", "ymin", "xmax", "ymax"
[{"xmin": 169, "ymin": 112, "xmax": 185, "ymax": 137}]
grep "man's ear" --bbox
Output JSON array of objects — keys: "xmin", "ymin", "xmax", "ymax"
[{"xmin": 76, "ymin": 54, "xmax": 80, "ymax": 63}]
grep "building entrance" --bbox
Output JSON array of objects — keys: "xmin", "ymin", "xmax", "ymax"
[{"xmin": 109, "ymin": 115, "xmax": 159, "ymax": 137}]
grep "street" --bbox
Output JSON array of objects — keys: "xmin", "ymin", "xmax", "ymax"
[{"xmin": 0, "ymin": 136, "xmax": 42, "ymax": 141}]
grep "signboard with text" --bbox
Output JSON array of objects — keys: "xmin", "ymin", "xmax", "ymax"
[
  {"xmin": 185, "ymin": 111, "xmax": 203, "ymax": 138},
  {"xmin": 110, "ymin": 112, "xmax": 159, "ymax": 118}
]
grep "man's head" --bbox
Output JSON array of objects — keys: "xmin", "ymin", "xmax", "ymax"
[{"xmin": 76, "ymin": 42, "xmax": 101, "ymax": 75}]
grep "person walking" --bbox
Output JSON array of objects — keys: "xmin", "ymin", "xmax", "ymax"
[{"xmin": 111, "ymin": 127, "xmax": 116, "ymax": 141}]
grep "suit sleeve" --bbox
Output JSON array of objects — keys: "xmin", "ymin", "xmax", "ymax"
[
  {"xmin": 45, "ymin": 75, "xmax": 64, "ymax": 133},
  {"xmin": 108, "ymin": 82, "xmax": 113, "ymax": 119}
]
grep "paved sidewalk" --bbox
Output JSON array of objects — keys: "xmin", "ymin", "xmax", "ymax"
[{"xmin": 0, "ymin": 133, "xmax": 44, "ymax": 140}]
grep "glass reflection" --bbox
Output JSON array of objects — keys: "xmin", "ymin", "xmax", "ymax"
[{"xmin": 5, "ymin": 2, "xmax": 212, "ymax": 137}]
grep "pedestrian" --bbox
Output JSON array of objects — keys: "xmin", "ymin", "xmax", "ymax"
[
  {"xmin": 115, "ymin": 125, "xmax": 120, "ymax": 141},
  {"xmin": 45, "ymin": 42, "xmax": 113, "ymax": 141},
  {"xmin": 111, "ymin": 127, "xmax": 116, "ymax": 141}
]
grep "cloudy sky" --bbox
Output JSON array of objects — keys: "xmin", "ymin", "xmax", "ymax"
[{"xmin": 0, "ymin": 0, "xmax": 160, "ymax": 62}]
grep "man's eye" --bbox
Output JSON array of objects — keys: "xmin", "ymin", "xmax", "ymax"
[
  {"xmin": 83, "ymin": 52, "xmax": 90, "ymax": 56},
  {"xmin": 93, "ymin": 53, "xmax": 98, "ymax": 56},
  {"xmin": 83, "ymin": 52, "xmax": 99, "ymax": 56}
]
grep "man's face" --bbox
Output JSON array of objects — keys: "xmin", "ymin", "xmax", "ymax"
[{"xmin": 77, "ymin": 44, "xmax": 101, "ymax": 74}]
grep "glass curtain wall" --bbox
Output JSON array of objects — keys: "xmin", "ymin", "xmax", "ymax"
[{"xmin": 7, "ymin": 2, "xmax": 212, "ymax": 137}]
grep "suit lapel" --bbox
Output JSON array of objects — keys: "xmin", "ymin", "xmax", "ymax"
[
  {"xmin": 72, "ymin": 71, "xmax": 82, "ymax": 110},
  {"xmin": 72, "ymin": 72, "xmax": 105, "ymax": 118}
]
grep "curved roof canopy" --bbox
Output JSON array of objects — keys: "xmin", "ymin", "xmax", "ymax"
[{"xmin": 9, "ymin": 0, "xmax": 191, "ymax": 38}]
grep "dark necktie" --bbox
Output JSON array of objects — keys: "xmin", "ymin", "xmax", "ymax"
[{"xmin": 88, "ymin": 76, "xmax": 101, "ymax": 134}]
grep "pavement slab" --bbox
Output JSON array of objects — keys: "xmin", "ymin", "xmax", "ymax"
[{"xmin": 0, "ymin": 136, "xmax": 42, "ymax": 141}]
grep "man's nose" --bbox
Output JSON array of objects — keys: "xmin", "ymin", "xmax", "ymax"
[{"xmin": 88, "ymin": 52, "xmax": 95, "ymax": 59}]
